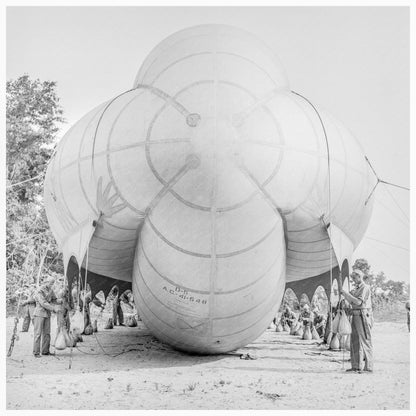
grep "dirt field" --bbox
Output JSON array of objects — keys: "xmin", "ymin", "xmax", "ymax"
[{"xmin": 6, "ymin": 315, "xmax": 409, "ymax": 410}]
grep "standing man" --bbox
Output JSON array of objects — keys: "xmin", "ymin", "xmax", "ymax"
[
  {"xmin": 33, "ymin": 276, "xmax": 59, "ymax": 357},
  {"xmin": 312, "ymin": 307, "xmax": 326, "ymax": 338},
  {"xmin": 20, "ymin": 284, "xmax": 36, "ymax": 332},
  {"xmin": 79, "ymin": 284, "xmax": 105, "ymax": 333},
  {"xmin": 108, "ymin": 285, "xmax": 124, "ymax": 326},
  {"xmin": 340, "ymin": 269, "xmax": 373, "ymax": 373}
]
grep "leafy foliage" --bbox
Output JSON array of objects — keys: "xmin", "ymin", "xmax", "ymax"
[
  {"xmin": 352, "ymin": 258, "xmax": 409, "ymax": 304},
  {"xmin": 6, "ymin": 75, "xmax": 65, "ymax": 313}
]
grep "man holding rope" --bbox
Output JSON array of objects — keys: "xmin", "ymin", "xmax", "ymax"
[
  {"xmin": 340, "ymin": 269, "xmax": 374, "ymax": 373},
  {"xmin": 312, "ymin": 307, "xmax": 326, "ymax": 338},
  {"xmin": 33, "ymin": 276, "xmax": 60, "ymax": 357},
  {"xmin": 79, "ymin": 284, "xmax": 105, "ymax": 334},
  {"xmin": 108, "ymin": 285, "xmax": 124, "ymax": 326}
]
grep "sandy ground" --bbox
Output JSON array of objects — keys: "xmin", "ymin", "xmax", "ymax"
[{"xmin": 6, "ymin": 315, "xmax": 409, "ymax": 410}]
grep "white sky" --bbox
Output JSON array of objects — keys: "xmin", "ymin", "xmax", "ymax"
[{"xmin": 6, "ymin": 6, "xmax": 410, "ymax": 282}]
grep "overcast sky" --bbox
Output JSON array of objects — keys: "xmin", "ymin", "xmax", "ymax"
[{"xmin": 6, "ymin": 6, "xmax": 410, "ymax": 282}]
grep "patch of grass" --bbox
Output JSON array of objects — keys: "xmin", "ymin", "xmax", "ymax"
[
  {"xmin": 256, "ymin": 390, "xmax": 281, "ymax": 401},
  {"xmin": 187, "ymin": 382, "xmax": 197, "ymax": 391}
]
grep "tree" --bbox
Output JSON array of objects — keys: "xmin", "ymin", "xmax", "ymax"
[
  {"xmin": 7, "ymin": 75, "xmax": 64, "ymax": 200},
  {"xmin": 6, "ymin": 75, "xmax": 65, "ymax": 312},
  {"xmin": 374, "ymin": 271, "xmax": 387, "ymax": 288},
  {"xmin": 351, "ymin": 258, "xmax": 409, "ymax": 320},
  {"xmin": 352, "ymin": 258, "xmax": 371, "ymax": 276}
]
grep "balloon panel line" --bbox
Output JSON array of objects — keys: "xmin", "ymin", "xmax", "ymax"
[
  {"xmin": 381, "ymin": 183, "xmax": 409, "ymax": 222},
  {"xmin": 364, "ymin": 240, "xmax": 409, "ymax": 275},
  {"xmin": 364, "ymin": 236, "xmax": 409, "ymax": 252}
]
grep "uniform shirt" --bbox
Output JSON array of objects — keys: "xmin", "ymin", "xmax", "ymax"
[
  {"xmin": 350, "ymin": 282, "xmax": 372, "ymax": 310},
  {"xmin": 22, "ymin": 287, "xmax": 36, "ymax": 305},
  {"xmin": 80, "ymin": 290, "xmax": 104, "ymax": 310},
  {"xmin": 120, "ymin": 290, "xmax": 132, "ymax": 304},
  {"xmin": 56, "ymin": 299, "xmax": 71, "ymax": 328},
  {"xmin": 107, "ymin": 286, "xmax": 120, "ymax": 305},
  {"xmin": 281, "ymin": 310, "xmax": 296, "ymax": 322},
  {"xmin": 34, "ymin": 287, "xmax": 57, "ymax": 318},
  {"xmin": 299, "ymin": 310, "xmax": 313, "ymax": 323},
  {"xmin": 313, "ymin": 313, "xmax": 326, "ymax": 327},
  {"xmin": 71, "ymin": 287, "xmax": 102, "ymax": 309}
]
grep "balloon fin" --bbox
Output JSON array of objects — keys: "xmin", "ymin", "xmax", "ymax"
[
  {"xmin": 326, "ymin": 223, "xmax": 354, "ymax": 269},
  {"xmin": 62, "ymin": 214, "xmax": 99, "ymax": 274}
]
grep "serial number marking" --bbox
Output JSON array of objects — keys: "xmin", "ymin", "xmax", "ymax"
[{"xmin": 162, "ymin": 285, "xmax": 208, "ymax": 304}]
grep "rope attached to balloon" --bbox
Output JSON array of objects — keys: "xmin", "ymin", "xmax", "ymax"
[
  {"xmin": 89, "ymin": 84, "xmax": 197, "ymax": 182},
  {"xmin": 290, "ymin": 91, "xmax": 335, "ymax": 329},
  {"xmin": 82, "ymin": 242, "xmax": 90, "ymax": 325},
  {"xmin": 364, "ymin": 156, "xmax": 409, "ymax": 206}
]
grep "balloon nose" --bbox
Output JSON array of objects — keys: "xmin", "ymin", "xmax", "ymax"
[{"xmin": 132, "ymin": 205, "xmax": 286, "ymax": 354}]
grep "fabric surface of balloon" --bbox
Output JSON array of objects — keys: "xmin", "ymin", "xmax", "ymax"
[{"xmin": 44, "ymin": 24, "xmax": 374, "ymax": 353}]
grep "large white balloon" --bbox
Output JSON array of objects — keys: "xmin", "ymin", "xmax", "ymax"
[{"xmin": 44, "ymin": 25, "xmax": 373, "ymax": 353}]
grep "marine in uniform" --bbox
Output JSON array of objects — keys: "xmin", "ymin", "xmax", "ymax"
[
  {"xmin": 340, "ymin": 269, "xmax": 373, "ymax": 373},
  {"xmin": 20, "ymin": 284, "xmax": 36, "ymax": 332},
  {"xmin": 33, "ymin": 277, "xmax": 59, "ymax": 357}
]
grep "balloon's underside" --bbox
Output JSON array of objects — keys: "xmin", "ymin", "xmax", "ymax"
[{"xmin": 45, "ymin": 25, "xmax": 374, "ymax": 353}]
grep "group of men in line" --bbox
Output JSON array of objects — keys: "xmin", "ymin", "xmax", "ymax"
[
  {"xmin": 279, "ymin": 303, "xmax": 326, "ymax": 336},
  {"xmin": 19, "ymin": 277, "xmax": 135, "ymax": 357},
  {"xmin": 19, "ymin": 269, "xmax": 408, "ymax": 372},
  {"xmin": 277, "ymin": 269, "xmax": 375, "ymax": 373}
]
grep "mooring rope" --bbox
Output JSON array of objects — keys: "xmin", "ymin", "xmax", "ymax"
[
  {"xmin": 82, "ymin": 243, "xmax": 90, "ymax": 324},
  {"xmin": 291, "ymin": 91, "xmax": 335, "ymax": 333}
]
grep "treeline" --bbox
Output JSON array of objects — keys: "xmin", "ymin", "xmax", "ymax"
[
  {"xmin": 6, "ymin": 75, "xmax": 65, "ymax": 312},
  {"xmin": 353, "ymin": 259, "xmax": 409, "ymax": 321}
]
